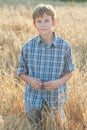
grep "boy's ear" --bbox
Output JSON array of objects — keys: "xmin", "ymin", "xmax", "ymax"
[
  {"xmin": 33, "ymin": 20, "xmax": 37, "ymax": 28},
  {"xmin": 52, "ymin": 19, "xmax": 56, "ymax": 26},
  {"xmin": 33, "ymin": 21, "xmax": 35, "ymax": 27}
]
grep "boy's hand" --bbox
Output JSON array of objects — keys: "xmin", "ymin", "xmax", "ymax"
[
  {"xmin": 29, "ymin": 77, "xmax": 43, "ymax": 90},
  {"xmin": 43, "ymin": 80, "xmax": 60, "ymax": 91},
  {"xmin": 43, "ymin": 72, "xmax": 72, "ymax": 91}
]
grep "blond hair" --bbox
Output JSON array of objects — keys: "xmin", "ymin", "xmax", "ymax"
[{"xmin": 32, "ymin": 4, "xmax": 56, "ymax": 21}]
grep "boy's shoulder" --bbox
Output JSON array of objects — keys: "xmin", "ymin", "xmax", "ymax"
[
  {"xmin": 23, "ymin": 36, "xmax": 39, "ymax": 47},
  {"xmin": 55, "ymin": 34, "xmax": 71, "ymax": 49},
  {"xmin": 22, "ymin": 34, "xmax": 71, "ymax": 50}
]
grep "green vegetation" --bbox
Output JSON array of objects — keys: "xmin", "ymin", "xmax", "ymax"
[
  {"xmin": 58, "ymin": 0, "xmax": 87, "ymax": 2},
  {"xmin": 0, "ymin": 0, "xmax": 87, "ymax": 7}
]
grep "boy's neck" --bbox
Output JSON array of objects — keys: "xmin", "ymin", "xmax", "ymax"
[{"xmin": 40, "ymin": 32, "xmax": 54, "ymax": 45}]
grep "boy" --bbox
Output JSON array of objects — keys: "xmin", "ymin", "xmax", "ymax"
[{"xmin": 17, "ymin": 4, "xmax": 74, "ymax": 130}]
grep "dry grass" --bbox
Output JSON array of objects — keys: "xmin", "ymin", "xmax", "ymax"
[{"xmin": 0, "ymin": 5, "xmax": 87, "ymax": 130}]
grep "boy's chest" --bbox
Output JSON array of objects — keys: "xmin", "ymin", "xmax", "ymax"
[{"xmin": 27, "ymin": 44, "xmax": 65, "ymax": 70}]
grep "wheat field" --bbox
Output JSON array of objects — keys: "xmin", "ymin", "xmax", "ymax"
[{"xmin": 0, "ymin": 3, "xmax": 87, "ymax": 130}]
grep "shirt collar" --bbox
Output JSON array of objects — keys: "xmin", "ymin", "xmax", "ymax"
[{"xmin": 36, "ymin": 32, "xmax": 59, "ymax": 47}]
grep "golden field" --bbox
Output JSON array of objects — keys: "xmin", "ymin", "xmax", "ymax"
[{"xmin": 0, "ymin": 4, "xmax": 87, "ymax": 130}]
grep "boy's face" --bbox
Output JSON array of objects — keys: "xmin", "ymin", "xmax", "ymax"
[{"xmin": 34, "ymin": 13, "xmax": 55, "ymax": 36}]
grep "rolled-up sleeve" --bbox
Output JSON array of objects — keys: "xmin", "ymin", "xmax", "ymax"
[
  {"xmin": 17, "ymin": 46, "xmax": 29, "ymax": 76},
  {"xmin": 64, "ymin": 45, "xmax": 74, "ymax": 73}
]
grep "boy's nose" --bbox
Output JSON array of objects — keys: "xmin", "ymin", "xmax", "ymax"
[{"xmin": 41, "ymin": 22, "xmax": 46, "ymax": 26}]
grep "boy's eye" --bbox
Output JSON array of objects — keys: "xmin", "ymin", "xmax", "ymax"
[
  {"xmin": 37, "ymin": 20, "xmax": 42, "ymax": 23},
  {"xmin": 45, "ymin": 19, "xmax": 49, "ymax": 22},
  {"xmin": 36, "ymin": 19, "xmax": 49, "ymax": 23}
]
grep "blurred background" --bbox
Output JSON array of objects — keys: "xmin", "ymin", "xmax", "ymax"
[{"xmin": 0, "ymin": 0, "xmax": 87, "ymax": 7}]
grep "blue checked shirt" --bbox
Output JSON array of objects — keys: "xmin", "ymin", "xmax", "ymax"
[{"xmin": 17, "ymin": 33, "xmax": 74, "ymax": 112}]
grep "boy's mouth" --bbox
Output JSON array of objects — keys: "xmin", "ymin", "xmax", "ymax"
[{"xmin": 40, "ymin": 29, "xmax": 48, "ymax": 31}]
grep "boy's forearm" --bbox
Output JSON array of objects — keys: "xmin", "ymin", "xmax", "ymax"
[
  {"xmin": 18, "ymin": 74, "xmax": 43, "ymax": 90},
  {"xmin": 43, "ymin": 72, "xmax": 72, "ymax": 91},
  {"xmin": 18, "ymin": 74, "xmax": 31, "ymax": 84},
  {"xmin": 18, "ymin": 72, "xmax": 72, "ymax": 91},
  {"xmin": 56, "ymin": 72, "xmax": 72, "ymax": 86}
]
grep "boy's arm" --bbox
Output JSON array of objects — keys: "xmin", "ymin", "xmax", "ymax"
[
  {"xmin": 19, "ymin": 74, "xmax": 43, "ymax": 90},
  {"xmin": 43, "ymin": 72, "xmax": 72, "ymax": 91},
  {"xmin": 18, "ymin": 46, "xmax": 43, "ymax": 90}
]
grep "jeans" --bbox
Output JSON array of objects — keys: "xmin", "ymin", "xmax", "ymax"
[
  {"xmin": 26, "ymin": 99, "xmax": 66, "ymax": 130},
  {"xmin": 26, "ymin": 109, "xmax": 42, "ymax": 130},
  {"xmin": 26, "ymin": 99, "xmax": 50, "ymax": 130}
]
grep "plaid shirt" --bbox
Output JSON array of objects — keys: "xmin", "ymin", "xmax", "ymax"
[{"xmin": 17, "ymin": 33, "xmax": 74, "ymax": 112}]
